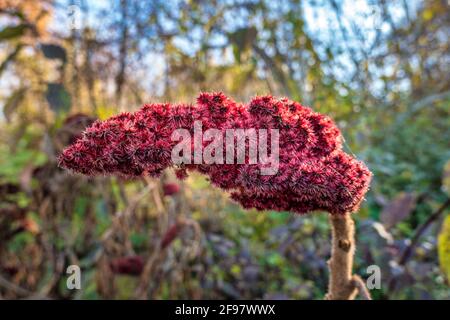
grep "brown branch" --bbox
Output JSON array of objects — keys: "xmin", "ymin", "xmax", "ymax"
[
  {"xmin": 326, "ymin": 213, "xmax": 371, "ymax": 300},
  {"xmin": 0, "ymin": 44, "xmax": 23, "ymax": 75},
  {"xmin": 352, "ymin": 275, "xmax": 372, "ymax": 300},
  {"xmin": 252, "ymin": 44, "xmax": 293, "ymax": 98},
  {"xmin": 115, "ymin": 0, "xmax": 130, "ymax": 106},
  {"xmin": 326, "ymin": 213, "xmax": 358, "ymax": 299},
  {"xmin": 399, "ymin": 197, "xmax": 450, "ymax": 266},
  {"xmin": 0, "ymin": 274, "xmax": 48, "ymax": 299}
]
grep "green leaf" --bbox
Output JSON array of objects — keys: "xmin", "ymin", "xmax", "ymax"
[
  {"xmin": 266, "ymin": 252, "xmax": 284, "ymax": 267},
  {"xmin": 0, "ymin": 25, "xmax": 27, "ymax": 40},
  {"xmin": 95, "ymin": 199, "xmax": 111, "ymax": 235},
  {"xmin": 230, "ymin": 264, "xmax": 241, "ymax": 276},
  {"xmin": 46, "ymin": 83, "xmax": 71, "ymax": 113},
  {"xmin": 0, "ymin": 145, "xmax": 47, "ymax": 184},
  {"xmin": 228, "ymin": 27, "xmax": 257, "ymax": 63},
  {"xmin": 232, "ymin": 43, "xmax": 241, "ymax": 64},
  {"xmin": 380, "ymin": 192, "xmax": 416, "ymax": 229},
  {"xmin": 115, "ymin": 275, "xmax": 139, "ymax": 299},
  {"xmin": 0, "ymin": 44, "xmax": 23, "ymax": 75},
  {"xmin": 438, "ymin": 214, "xmax": 450, "ymax": 281},
  {"xmin": 443, "ymin": 160, "xmax": 450, "ymax": 196},
  {"xmin": 2, "ymin": 88, "xmax": 26, "ymax": 121},
  {"xmin": 7, "ymin": 232, "xmax": 34, "ymax": 252},
  {"xmin": 130, "ymin": 232, "xmax": 147, "ymax": 249},
  {"xmin": 40, "ymin": 43, "xmax": 67, "ymax": 63}
]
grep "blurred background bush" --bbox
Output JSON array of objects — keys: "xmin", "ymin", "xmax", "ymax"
[{"xmin": 0, "ymin": 0, "xmax": 449, "ymax": 299}]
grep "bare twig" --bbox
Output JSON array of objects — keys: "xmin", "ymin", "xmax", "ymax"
[
  {"xmin": 0, "ymin": 274, "xmax": 48, "ymax": 299},
  {"xmin": 399, "ymin": 198, "xmax": 450, "ymax": 265}
]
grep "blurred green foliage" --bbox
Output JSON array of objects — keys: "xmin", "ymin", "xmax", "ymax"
[{"xmin": 0, "ymin": 0, "xmax": 449, "ymax": 300}]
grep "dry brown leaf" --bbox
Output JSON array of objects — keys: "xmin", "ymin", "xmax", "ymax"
[{"xmin": 380, "ymin": 192, "xmax": 416, "ymax": 229}]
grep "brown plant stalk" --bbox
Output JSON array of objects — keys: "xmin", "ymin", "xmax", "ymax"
[{"xmin": 326, "ymin": 213, "xmax": 371, "ymax": 300}]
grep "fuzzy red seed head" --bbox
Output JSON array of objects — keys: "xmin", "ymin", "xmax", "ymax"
[
  {"xmin": 163, "ymin": 183, "xmax": 180, "ymax": 196},
  {"xmin": 59, "ymin": 92, "xmax": 372, "ymax": 215},
  {"xmin": 110, "ymin": 256, "xmax": 144, "ymax": 276}
]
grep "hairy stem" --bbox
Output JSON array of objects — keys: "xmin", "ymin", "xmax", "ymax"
[{"xmin": 326, "ymin": 213, "xmax": 364, "ymax": 300}]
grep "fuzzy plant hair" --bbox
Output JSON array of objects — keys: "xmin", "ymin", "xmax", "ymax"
[{"xmin": 59, "ymin": 92, "xmax": 371, "ymax": 216}]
